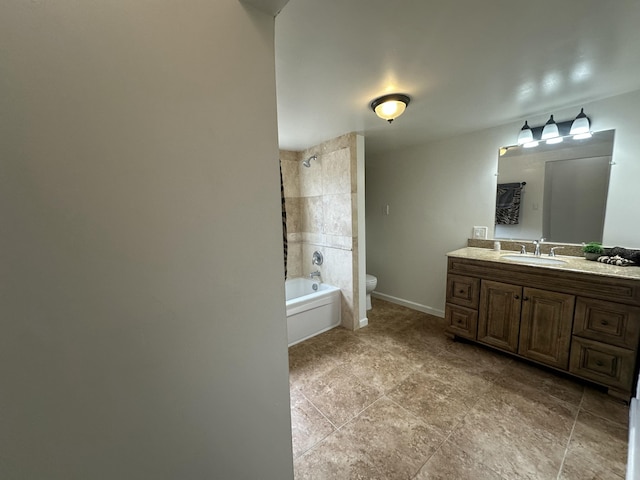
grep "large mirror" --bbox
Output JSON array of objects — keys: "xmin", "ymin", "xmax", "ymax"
[{"xmin": 495, "ymin": 130, "xmax": 614, "ymax": 244}]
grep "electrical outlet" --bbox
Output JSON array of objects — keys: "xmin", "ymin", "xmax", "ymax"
[{"xmin": 473, "ymin": 226, "xmax": 488, "ymax": 239}]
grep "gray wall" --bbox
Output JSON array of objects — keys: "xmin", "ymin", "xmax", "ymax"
[
  {"xmin": 366, "ymin": 89, "xmax": 640, "ymax": 315},
  {"xmin": 0, "ymin": 1, "xmax": 293, "ymax": 478}
]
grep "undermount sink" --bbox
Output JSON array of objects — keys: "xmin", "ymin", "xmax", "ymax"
[{"xmin": 500, "ymin": 254, "xmax": 567, "ymax": 266}]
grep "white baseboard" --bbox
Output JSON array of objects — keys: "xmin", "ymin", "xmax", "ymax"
[
  {"xmin": 359, "ymin": 317, "xmax": 369, "ymax": 328},
  {"xmin": 371, "ymin": 292, "xmax": 445, "ymax": 318}
]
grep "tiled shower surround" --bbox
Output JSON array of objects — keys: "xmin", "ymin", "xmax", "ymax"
[{"xmin": 280, "ymin": 133, "xmax": 364, "ymax": 330}]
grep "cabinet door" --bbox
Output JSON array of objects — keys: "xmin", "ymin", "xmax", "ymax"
[
  {"xmin": 569, "ymin": 337, "xmax": 636, "ymax": 391},
  {"xmin": 478, "ymin": 280, "xmax": 522, "ymax": 353},
  {"xmin": 445, "ymin": 303, "xmax": 478, "ymax": 340},
  {"xmin": 518, "ymin": 288, "xmax": 575, "ymax": 369},
  {"xmin": 446, "ymin": 274, "xmax": 480, "ymax": 309},
  {"xmin": 573, "ymin": 297, "xmax": 640, "ymax": 350}
]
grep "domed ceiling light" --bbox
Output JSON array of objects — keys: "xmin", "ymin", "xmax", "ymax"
[
  {"xmin": 370, "ymin": 94, "xmax": 410, "ymax": 123},
  {"xmin": 570, "ymin": 108, "xmax": 592, "ymax": 139}
]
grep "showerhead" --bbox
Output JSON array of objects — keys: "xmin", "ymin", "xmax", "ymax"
[{"xmin": 302, "ymin": 155, "xmax": 317, "ymax": 168}]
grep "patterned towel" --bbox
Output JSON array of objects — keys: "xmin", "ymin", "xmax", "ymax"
[
  {"xmin": 607, "ymin": 247, "xmax": 640, "ymax": 264},
  {"xmin": 496, "ymin": 183, "xmax": 523, "ymax": 225},
  {"xmin": 596, "ymin": 255, "xmax": 637, "ymax": 267}
]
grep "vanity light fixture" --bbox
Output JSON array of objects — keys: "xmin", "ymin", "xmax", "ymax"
[
  {"xmin": 517, "ymin": 121, "xmax": 534, "ymax": 145},
  {"xmin": 570, "ymin": 108, "xmax": 592, "ymax": 139},
  {"xmin": 516, "ymin": 110, "xmax": 593, "ymax": 146},
  {"xmin": 370, "ymin": 94, "xmax": 410, "ymax": 123},
  {"xmin": 541, "ymin": 115, "xmax": 561, "ymax": 143}
]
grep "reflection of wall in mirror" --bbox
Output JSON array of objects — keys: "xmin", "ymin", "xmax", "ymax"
[
  {"xmin": 543, "ymin": 156, "xmax": 610, "ymax": 243},
  {"xmin": 495, "ymin": 130, "xmax": 613, "ymax": 243},
  {"xmin": 495, "ymin": 155, "xmax": 544, "ymax": 240}
]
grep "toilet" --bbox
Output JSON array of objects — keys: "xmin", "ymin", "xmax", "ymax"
[{"xmin": 365, "ymin": 274, "xmax": 378, "ymax": 310}]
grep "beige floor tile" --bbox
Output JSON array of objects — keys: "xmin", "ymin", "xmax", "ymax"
[
  {"xmin": 414, "ymin": 440, "xmax": 505, "ymax": 480},
  {"xmin": 448, "ymin": 403, "xmax": 565, "ymax": 479},
  {"xmin": 387, "ymin": 371, "xmax": 475, "ymax": 436},
  {"xmin": 374, "ymin": 332, "xmax": 444, "ymax": 367},
  {"xmin": 559, "ymin": 449, "xmax": 624, "ymax": 480},
  {"xmin": 348, "ymin": 345, "xmax": 419, "ymax": 393},
  {"xmin": 581, "ymin": 386, "xmax": 629, "ymax": 426},
  {"xmin": 474, "ymin": 383, "xmax": 578, "ymax": 445},
  {"xmin": 568, "ymin": 410, "xmax": 628, "ymax": 477},
  {"xmin": 288, "ymin": 341, "xmax": 341, "ymax": 389},
  {"xmin": 297, "ymin": 364, "xmax": 382, "ymax": 427},
  {"xmin": 294, "ymin": 397, "xmax": 444, "ymax": 480},
  {"xmin": 444, "ymin": 339, "xmax": 513, "ymax": 373},
  {"xmin": 498, "ymin": 359, "xmax": 584, "ymax": 406},
  {"xmin": 428, "ymin": 349, "xmax": 501, "ymax": 396},
  {"xmin": 289, "ymin": 299, "xmax": 628, "ymax": 480},
  {"xmin": 290, "ymin": 389, "xmax": 335, "ymax": 459}
]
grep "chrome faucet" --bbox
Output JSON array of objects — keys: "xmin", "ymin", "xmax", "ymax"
[
  {"xmin": 517, "ymin": 244, "xmax": 527, "ymax": 254},
  {"xmin": 549, "ymin": 246, "xmax": 564, "ymax": 257},
  {"xmin": 533, "ymin": 238, "xmax": 545, "ymax": 256},
  {"xmin": 309, "ymin": 271, "xmax": 322, "ymax": 282}
]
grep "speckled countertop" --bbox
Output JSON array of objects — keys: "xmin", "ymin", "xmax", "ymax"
[{"xmin": 447, "ymin": 247, "xmax": 640, "ymax": 281}]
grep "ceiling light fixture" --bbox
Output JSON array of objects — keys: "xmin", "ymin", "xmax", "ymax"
[
  {"xmin": 541, "ymin": 115, "xmax": 560, "ymax": 142},
  {"xmin": 570, "ymin": 108, "xmax": 592, "ymax": 139},
  {"xmin": 370, "ymin": 94, "xmax": 410, "ymax": 123},
  {"xmin": 517, "ymin": 121, "xmax": 534, "ymax": 145}
]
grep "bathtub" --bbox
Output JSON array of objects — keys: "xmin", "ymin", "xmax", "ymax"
[{"xmin": 285, "ymin": 277, "xmax": 341, "ymax": 347}]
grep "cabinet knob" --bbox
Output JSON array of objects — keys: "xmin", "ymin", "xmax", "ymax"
[
  {"xmin": 457, "ymin": 319, "xmax": 462, "ymax": 324},
  {"xmin": 458, "ymin": 290, "xmax": 465, "ymax": 294},
  {"xmin": 514, "ymin": 295, "xmax": 520, "ymax": 300},
  {"xmin": 601, "ymin": 320, "xmax": 609, "ymax": 326},
  {"xmin": 595, "ymin": 360, "xmax": 604, "ymax": 367},
  {"xmin": 523, "ymin": 296, "xmax": 529, "ymax": 301}
]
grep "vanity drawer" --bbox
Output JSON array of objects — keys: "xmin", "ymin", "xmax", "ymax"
[
  {"xmin": 446, "ymin": 274, "xmax": 480, "ymax": 309},
  {"xmin": 445, "ymin": 303, "xmax": 478, "ymax": 340},
  {"xmin": 569, "ymin": 337, "xmax": 636, "ymax": 390},
  {"xmin": 573, "ymin": 297, "xmax": 640, "ymax": 350}
]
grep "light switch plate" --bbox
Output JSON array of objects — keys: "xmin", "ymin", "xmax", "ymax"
[{"xmin": 473, "ymin": 226, "xmax": 488, "ymax": 239}]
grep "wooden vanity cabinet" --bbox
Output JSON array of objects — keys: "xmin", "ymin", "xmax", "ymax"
[
  {"xmin": 569, "ymin": 297, "xmax": 640, "ymax": 392},
  {"xmin": 478, "ymin": 280, "xmax": 521, "ymax": 353},
  {"xmin": 445, "ymin": 255, "xmax": 640, "ymax": 400},
  {"xmin": 477, "ymin": 281, "xmax": 574, "ymax": 368},
  {"xmin": 445, "ymin": 274, "xmax": 479, "ymax": 339},
  {"xmin": 518, "ymin": 287, "xmax": 574, "ymax": 369}
]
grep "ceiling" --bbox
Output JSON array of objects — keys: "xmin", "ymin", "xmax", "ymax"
[{"xmin": 274, "ymin": 0, "xmax": 640, "ymax": 156}]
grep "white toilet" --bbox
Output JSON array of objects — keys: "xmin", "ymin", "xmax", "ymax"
[{"xmin": 365, "ymin": 274, "xmax": 378, "ymax": 310}]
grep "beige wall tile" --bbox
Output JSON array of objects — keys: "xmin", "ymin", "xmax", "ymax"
[
  {"xmin": 301, "ymin": 196, "xmax": 323, "ymax": 233},
  {"xmin": 280, "ymin": 151, "xmax": 300, "ymax": 198},
  {"xmin": 284, "ymin": 196, "xmax": 301, "ymax": 234},
  {"xmin": 299, "ymin": 159, "xmax": 322, "ymax": 197},
  {"xmin": 323, "ymin": 194, "xmax": 352, "ymax": 236},
  {"xmin": 286, "ymin": 241, "xmax": 302, "ymax": 279},
  {"xmin": 322, "ymin": 147, "xmax": 351, "ymax": 195}
]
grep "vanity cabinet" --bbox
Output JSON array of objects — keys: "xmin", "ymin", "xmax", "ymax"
[
  {"xmin": 444, "ymin": 274, "xmax": 479, "ymax": 339},
  {"xmin": 569, "ymin": 297, "xmax": 640, "ymax": 391},
  {"xmin": 477, "ymin": 281, "xmax": 574, "ymax": 368},
  {"xmin": 445, "ymin": 254, "xmax": 640, "ymax": 400},
  {"xmin": 477, "ymin": 280, "xmax": 521, "ymax": 353}
]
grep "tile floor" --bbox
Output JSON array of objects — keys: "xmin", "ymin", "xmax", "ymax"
[{"xmin": 289, "ymin": 299, "xmax": 630, "ymax": 479}]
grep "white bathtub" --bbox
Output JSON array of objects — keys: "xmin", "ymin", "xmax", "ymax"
[{"xmin": 285, "ymin": 277, "xmax": 341, "ymax": 347}]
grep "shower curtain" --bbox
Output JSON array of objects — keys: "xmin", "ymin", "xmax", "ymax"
[{"xmin": 280, "ymin": 160, "xmax": 288, "ymax": 279}]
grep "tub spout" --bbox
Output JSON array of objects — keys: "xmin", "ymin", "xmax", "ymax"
[{"xmin": 309, "ymin": 271, "xmax": 322, "ymax": 282}]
